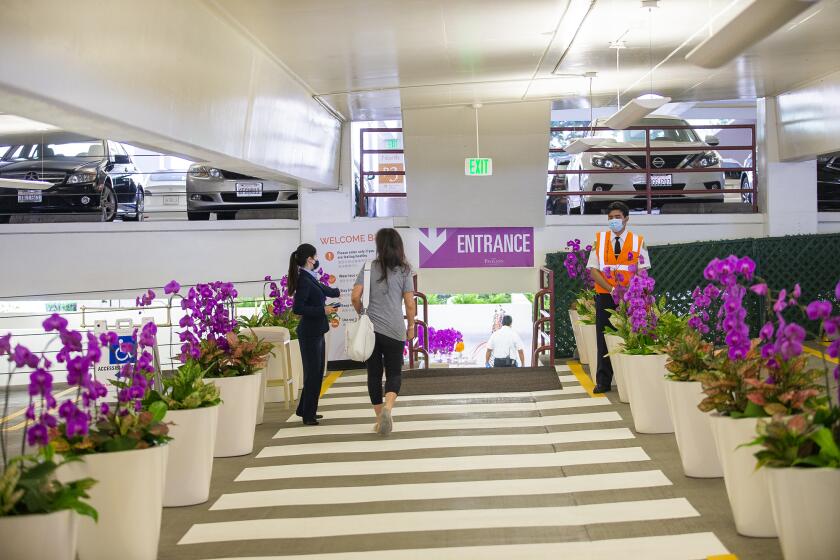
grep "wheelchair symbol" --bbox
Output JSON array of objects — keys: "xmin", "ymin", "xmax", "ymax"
[{"xmin": 110, "ymin": 335, "xmax": 137, "ymax": 365}]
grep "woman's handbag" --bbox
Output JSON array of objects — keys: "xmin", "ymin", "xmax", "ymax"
[{"xmin": 345, "ymin": 262, "xmax": 376, "ymax": 362}]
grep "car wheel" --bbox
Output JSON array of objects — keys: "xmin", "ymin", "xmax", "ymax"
[
  {"xmin": 100, "ymin": 185, "xmax": 117, "ymax": 222},
  {"xmin": 741, "ymin": 176, "xmax": 753, "ymax": 204},
  {"xmin": 187, "ymin": 211, "xmax": 210, "ymax": 221},
  {"xmin": 123, "ymin": 189, "xmax": 144, "ymax": 222},
  {"xmin": 217, "ymin": 211, "xmax": 236, "ymax": 220}
]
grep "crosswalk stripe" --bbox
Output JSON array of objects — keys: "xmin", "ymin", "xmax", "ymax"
[
  {"xmin": 331, "ymin": 370, "xmax": 575, "ymax": 385},
  {"xmin": 235, "ymin": 447, "xmax": 650, "ymax": 481},
  {"xmin": 179, "ymin": 497, "xmax": 698, "ymax": 544},
  {"xmin": 318, "ymin": 387, "xmax": 588, "ymax": 406},
  {"xmin": 272, "ymin": 411, "xmax": 624, "ymax": 439},
  {"xmin": 325, "ymin": 375, "xmax": 580, "ymax": 394},
  {"xmin": 258, "ymin": 428, "xmax": 635, "ymax": 457},
  {"xmin": 285, "ymin": 396, "xmax": 610, "ymax": 422},
  {"xmin": 211, "ymin": 469, "xmax": 671, "ymax": 510},
  {"xmin": 200, "ymin": 532, "xmax": 728, "ymax": 559}
]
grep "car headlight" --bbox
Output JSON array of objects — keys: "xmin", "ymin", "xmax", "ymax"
[
  {"xmin": 67, "ymin": 171, "xmax": 97, "ymax": 184},
  {"xmin": 591, "ymin": 155, "xmax": 625, "ymax": 169},
  {"xmin": 690, "ymin": 152, "xmax": 720, "ymax": 168},
  {"xmin": 188, "ymin": 165, "xmax": 222, "ymax": 179}
]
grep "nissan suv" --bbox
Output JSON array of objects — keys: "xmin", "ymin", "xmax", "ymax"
[
  {"xmin": 565, "ymin": 115, "xmax": 725, "ymax": 214},
  {"xmin": 0, "ymin": 133, "xmax": 144, "ymax": 223}
]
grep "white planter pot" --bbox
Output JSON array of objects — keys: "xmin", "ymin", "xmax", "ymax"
[
  {"xmin": 0, "ymin": 509, "xmax": 77, "ymax": 560},
  {"xmin": 58, "ymin": 445, "xmax": 167, "ymax": 560},
  {"xmin": 604, "ymin": 334, "xmax": 628, "ymax": 402},
  {"xmin": 250, "ymin": 326, "xmax": 292, "ymax": 404},
  {"xmin": 579, "ymin": 323, "xmax": 598, "ymax": 382},
  {"xmin": 207, "ymin": 374, "xmax": 260, "ymax": 457},
  {"xmin": 767, "ymin": 467, "xmax": 840, "ymax": 560},
  {"xmin": 663, "ymin": 379, "xmax": 722, "ymax": 478},
  {"xmin": 163, "ymin": 406, "xmax": 219, "ymax": 507},
  {"xmin": 254, "ymin": 369, "xmax": 267, "ymax": 425},
  {"xmin": 709, "ymin": 414, "xmax": 777, "ymax": 537},
  {"xmin": 289, "ymin": 339, "xmax": 303, "ymax": 397},
  {"xmin": 568, "ymin": 310, "xmax": 587, "ymax": 364},
  {"xmin": 621, "ymin": 353, "xmax": 674, "ymax": 434}
]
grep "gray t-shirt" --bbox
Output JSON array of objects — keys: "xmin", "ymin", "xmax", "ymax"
[{"xmin": 355, "ymin": 261, "xmax": 413, "ymax": 342}]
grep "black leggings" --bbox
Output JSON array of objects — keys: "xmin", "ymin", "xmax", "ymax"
[{"xmin": 366, "ymin": 332, "xmax": 404, "ymax": 405}]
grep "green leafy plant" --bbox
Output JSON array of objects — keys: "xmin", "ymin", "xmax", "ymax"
[
  {"xmin": 238, "ymin": 303, "xmax": 300, "ymax": 340},
  {"xmin": 450, "ymin": 293, "xmax": 512, "ymax": 305},
  {"xmin": 0, "ymin": 449, "xmax": 97, "ymax": 520},
  {"xmin": 664, "ymin": 326, "xmax": 715, "ymax": 382},
  {"xmin": 145, "ymin": 360, "xmax": 221, "ymax": 411},
  {"xmin": 618, "ymin": 299, "xmax": 687, "ymax": 356},
  {"xmin": 199, "ymin": 332, "xmax": 273, "ymax": 378},
  {"xmin": 574, "ymin": 289, "xmax": 597, "ymax": 325},
  {"xmin": 696, "ymin": 345, "xmax": 765, "ymax": 416},
  {"xmin": 51, "ymin": 405, "xmax": 170, "ymax": 455},
  {"xmin": 749, "ymin": 408, "xmax": 840, "ymax": 469}
]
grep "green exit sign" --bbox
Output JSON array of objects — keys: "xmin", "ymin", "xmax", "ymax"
[{"xmin": 465, "ymin": 158, "xmax": 493, "ymax": 176}]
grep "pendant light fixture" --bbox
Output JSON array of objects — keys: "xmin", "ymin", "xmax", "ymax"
[
  {"xmin": 685, "ymin": 0, "xmax": 818, "ymax": 69},
  {"xmin": 604, "ymin": 1, "xmax": 671, "ymax": 130},
  {"xmin": 563, "ymin": 72, "xmax": 611, "ymax": 154}
]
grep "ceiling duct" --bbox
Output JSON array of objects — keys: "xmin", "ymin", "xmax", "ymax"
[
  {"xmin": 563, "ymin": 136, "xmax": 612, "ymax": 154},
  {"xmin": 604, "ymin": 95, "xmax": 671, "ymax": 130},
  {"xmin": 685, "ymin": 0, "xmax": 819, "ymax": 69}
]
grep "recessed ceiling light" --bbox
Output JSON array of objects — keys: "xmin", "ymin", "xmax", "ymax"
[{"xmin": 641, "ymin": 0, "xmax": 659, "ymax": 8}]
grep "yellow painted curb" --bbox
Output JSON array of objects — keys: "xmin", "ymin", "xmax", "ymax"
[
  {"xmin": 567, "ymin": 360, "xmax": 605, "ymax": 398},
  {"xmin": 320, "ymin": 370, "xmax": 343, "ymax": 397}
]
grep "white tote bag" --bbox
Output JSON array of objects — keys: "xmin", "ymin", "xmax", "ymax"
[{"xmin": 345, "ymin": 262, "xmax": 376, "ymax": 362}]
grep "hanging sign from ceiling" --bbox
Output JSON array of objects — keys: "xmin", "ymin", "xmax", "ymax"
[{"xmin": 464, "ymin": 158, "xmax": 492, "ymax": 176}]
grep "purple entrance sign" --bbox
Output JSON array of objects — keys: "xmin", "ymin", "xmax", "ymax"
[{"xmin": 419, "ymin": 227, "xmax": 534, "ymax": 269}]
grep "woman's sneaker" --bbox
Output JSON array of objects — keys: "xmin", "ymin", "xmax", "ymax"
[{"xmin": 379, "ymin": 407, "xmax": 393, "ymax": 435}]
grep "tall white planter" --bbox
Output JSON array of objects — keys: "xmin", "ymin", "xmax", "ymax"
[
  {"xmin": 767, "ymin": 467, "xmax": 840, "ymax": 560},
  {"xmin": 207, "ymin": 373, "xmax": 260, "ymax": 457},
  {"xmin": 622, "ymin": 353, "xmax": 674, "ymax": 433},
  {"xmin": 569, "ymin": 310, "xmax": 587, "ymax": 364},
  {"xmin": 0, "ymin": 509, "xmax": 77, "ymax": 560},
  {"xmin": 254, "ymin": 369, "xmax": 267, "ymax": 424},
  {"xmin": 289, "ymin": 339, "xmax": 303, "ymax": 397},
  {"xmin": 709, "ymin": 414, "xmax": 777, "ymax": 537},
  {"xmin": 250, "ymin": 326, "xmax": 292, "ymax": 404},
  {"xmin": 663, "ymin": 379, "xmax": 722, "ymax": 478},
  {"xmin": 163, "ymin": 405, "xmax": 219, "ymax": 507},
  {"xmin": 58, "ymin": 445, "xmax": 167, "ymax": 560},
  {"xmin": 579, "ymin": 323, "xmax": 598, "ymax": 382},
  {"xmin": 604, "ymin": 334, "xmax": 628, "ymax": 403}
]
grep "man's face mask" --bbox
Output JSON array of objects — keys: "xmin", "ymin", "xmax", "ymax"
[{"xmin": 608, "ymin": 218, "xmax": 624, "ymax": 233}]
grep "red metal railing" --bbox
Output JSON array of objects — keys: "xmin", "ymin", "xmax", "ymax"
[
  {"xmin": 358, "ymin": 127, "xmax": 405, "ymax": 217},
  {"xmin": 531, "ymin": 267, "xmax": 555, "ymax": 368},
  {"xmin": 549, "ymin": 123, "xmax": 757, "ymax": 214},
  {"xmin": 407, "ymin": 274, "xmax": 429, "ymax": 369}
]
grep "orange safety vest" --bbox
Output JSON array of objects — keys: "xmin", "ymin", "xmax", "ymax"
[{"xmin": 592, "ymin": 230, "xmax": 644, "ymax": 294}]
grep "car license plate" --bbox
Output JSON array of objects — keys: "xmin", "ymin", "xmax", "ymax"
[
  {"xmin": 17, "ymin": 189, "xmax": 42, "ymax": 203},
  {"xmin": 650, "ymin": 174, "xmax": 672, "ymax": 187},
  {"xmin": 235, "ymin": 182, "xmax": 263, "ymax": 197},
  {"xmin": 163, "ymin": 195, "xmax": 179, "ymax": 206}
]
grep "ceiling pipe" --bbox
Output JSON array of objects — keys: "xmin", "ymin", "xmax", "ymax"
[
  {"xmin": 604, "ymin": 95, "xmax": 672, "ymax": 130},
  {"xmin": 685, "ymin": 0, "xmax": 819, "ymax": 69}
]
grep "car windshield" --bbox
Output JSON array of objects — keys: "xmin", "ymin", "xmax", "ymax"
[
  {"xmin": 4, "ymin": 140, "xmax": 105, "ymax": 160},
  {"xmin": 597, "ymin": 119, "xmax": 701, "ymax": 143}
]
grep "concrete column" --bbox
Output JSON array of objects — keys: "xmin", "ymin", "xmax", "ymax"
[{"xmin": 757, "ymin": 97, "xmax": 818, "ymax": 237}]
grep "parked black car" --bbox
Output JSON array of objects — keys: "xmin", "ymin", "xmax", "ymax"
[
  {"xmin": 0, "ymin": 133, "xmax": 144, "ymax": 223},
  {"xmin": 818, "ymin": 153, "xmax": 840, "ymax": 211}
]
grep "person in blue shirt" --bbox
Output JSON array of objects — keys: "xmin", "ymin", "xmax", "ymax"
[{"xmin": 288, "ymin": 243, "xmax": 340, "ymax": 425}]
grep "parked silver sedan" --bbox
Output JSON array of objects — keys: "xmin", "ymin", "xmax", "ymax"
[{"xmin": 186, "ymin": 164, "xmax": 298, "ymax": 220}]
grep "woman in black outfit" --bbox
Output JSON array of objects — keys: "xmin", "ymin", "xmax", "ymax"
[{"xmin": 288, "ymin": 243, "xmax": 340, "ymax": 426}]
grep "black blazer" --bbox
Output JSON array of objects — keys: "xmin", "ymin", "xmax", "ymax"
[{"xmin": 293, "ymin": 270, "xmax": 340, "ymax": 338}]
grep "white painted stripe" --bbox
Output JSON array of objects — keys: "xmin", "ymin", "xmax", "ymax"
[
  {"xmin": 235, "ymin": 447, "xmax": 650, "ymax": 481},
  {"xmin": 556, "ymin": 364, "xmax": 572, "ymax": 372},
  {"xmin": 273, "ymin": 411, "xmax": 623, "ymax": 439},
  {"xmin": 286, "ymin": 396, "xmax": 610, "ymax": 422},
  {"xmin": 179, "ymin": 497, "xmax": 697, "ymax": 544},
  {"xmin": 199, "ymin": 532, "xmax": 727, "ymax": 560},
  {"xmin": 319, "ymin": 388, "xmax": 588, "ymax": 406},
  {"xmin": 258, "ymin": 428, "xmax": 635, "ymax": 457},
  {"xmin": 331, "ymin": 375, "xmax": 367, "ymax": 384},
  {"xmin": 212, "ymin": 469, "xmax": 671, "ymax": 510}
]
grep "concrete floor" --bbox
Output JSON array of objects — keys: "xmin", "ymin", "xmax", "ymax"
[{"xmin": 158, "ymin": 364, "xmax": 784, "ymax": 560}]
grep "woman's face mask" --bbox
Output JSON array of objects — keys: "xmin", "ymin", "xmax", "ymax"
[{"xmin": 608, "ymin": 218, "xmax": 624, "ymax": 233}]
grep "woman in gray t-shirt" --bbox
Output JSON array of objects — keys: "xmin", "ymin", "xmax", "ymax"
[{"xmin": 351, "ymin": 228, "xmax": 416, "ymax": 435}]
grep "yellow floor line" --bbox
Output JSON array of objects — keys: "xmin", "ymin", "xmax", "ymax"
[
  {"xmin": 567, "ymin": 360, "xmax": 605, "ymax": 398},
  {"xmin": 803, "ymin": 345, "xmax": 839, "ymax": 364},
  {"xmin": 0, "ymin": 386, "xmax": 77, "ymax": 425},
  {"xmin": 708, "ymin": 555, "xmax": 738, "ymax": 560},
  {"xmin": 320, "ymin": 370, "xmax": 344, "ymax": 397}
]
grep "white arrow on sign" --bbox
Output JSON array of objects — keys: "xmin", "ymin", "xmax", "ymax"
[{"xmin": 419, "ymin": 228, "xmax": 447, "ymax": 253}]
